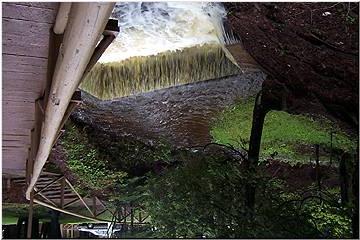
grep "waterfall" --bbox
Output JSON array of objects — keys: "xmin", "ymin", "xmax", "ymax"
[{"xmin": 81, "ymin": 2, "xmax": 241, "ymax": 100}]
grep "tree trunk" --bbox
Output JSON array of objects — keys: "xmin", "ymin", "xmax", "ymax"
[
  {"xmin": 315, "ymin": 144, "xmax": 322, "ymax": 195},
  {"xmin": 245, "ymin": 91, "xmax": 268, "ymax": 212},
  {"xmin": 49, "ymin": 210, "xmax": 62, "ymax": 239},
  {"xmin": 339, "ymin": 153, "xmax": 350, "ymax": 205},
  {"xmin": 352, "ymin": 151, "xmax": 359, "ymax": 238}
]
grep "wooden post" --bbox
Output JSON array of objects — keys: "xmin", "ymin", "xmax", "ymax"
[
  {"xmin": 26, "ymin": 191, "xmax": 34, "ymax": 238},
  {"xmin": 60, "ymin": 178, "xmax": 65, "ymax": 208},
  {"xmin": 245, "ymin": 92, "xmax": 268, "ymax": 212}
]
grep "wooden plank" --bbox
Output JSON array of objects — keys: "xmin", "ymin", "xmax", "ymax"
[
  {"xmin": 48, "ymin": 194, "xmax": 78, "ymax": 200},
  {"xmin": 2, "ymin": 138, "xmax": 30, "ymax": 148},
  {"xmin": 3, "ymin": 32, "xmax": 51, "ymax": 48},
  {"xmin": 2, "ymin": 18, "xmax": 51, "ymax": 58},
  {"xmin": 3, "ymin": 119, "xmax": 34, "ymax": 131},
  {"xmin": 2, "ymin": 84, "xmax": 44, "ymax": 97},
  {"xmin": 2, "ymin": 54, "xmax": 48, "ymax": 75},
  {"xmin": 2, "ymin": 147, "xmax": 28, "ymax": 171},
  {"xmin": 2, "ymin": 128, "xmax": 30, "ymax": 137},
  {"xmin": 2, "ymin": 91, "xmax": 37, "ymax": 103},
  {"xmin": 2, "ymin": 4, "xmax": 56, "ymax": 24},
  {"xmin": 2, "ymin": 18, "xmax": 52, "ymax": 36},
  {"xmin": 2, "ymin": 111, "xmax": 34, "ymax": 122},
  {"xmin": 3, "ymin": 102, "xmax": 35, "ymax": 115},
  {"xmin": 3, "ymin": 134, "xmax": 31, "ymax": 143},
  {"xmin": 43, "ymin": 189, "xmax": 73, "ymax": 197},
  {"xmin": 3, "ymin": 69, "xmax": 47, "ymax": 83},
  {"xmin": 11, "ymin": 2, "xmax": 58, "ymax": 10}
]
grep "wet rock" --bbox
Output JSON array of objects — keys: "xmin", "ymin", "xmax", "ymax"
[{"xmin": 72, "ymin": 72, "xmax": 265, "ymax": 148}]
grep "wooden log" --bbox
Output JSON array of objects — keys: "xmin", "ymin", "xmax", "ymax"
[
  {"xmin": 26, "ymin": 3, "xmax": 115, "ymax": 199},
  {"xmin": 53, "ymin": 3, "xmax": 71, "ymax": 34}
]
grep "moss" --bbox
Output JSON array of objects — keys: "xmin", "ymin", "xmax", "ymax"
[
  {"xmin": 80, "ymin": 44, "xmax": 240, "ymax": 100},
  {"xmin": 60, "ymin": 122, "xmax": 127, "ymax": 193},
  {"xmin": 210, "ymin": 97, "xmax": 356, "ymax": 163}
]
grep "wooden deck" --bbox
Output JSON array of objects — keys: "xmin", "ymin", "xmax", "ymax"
[{"xmin": 2, "ymin": 2, "xmax": 59, "ymax": 176}]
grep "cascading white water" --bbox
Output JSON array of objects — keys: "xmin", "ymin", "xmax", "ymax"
[{"xmin": 99, "ymin": 2, "xmax": 237, "ymax": 63}]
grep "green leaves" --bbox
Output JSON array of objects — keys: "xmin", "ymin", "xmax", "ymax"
[{"xmin": 61, "ymin": 122, "xmax": 127, "ymax": 193}]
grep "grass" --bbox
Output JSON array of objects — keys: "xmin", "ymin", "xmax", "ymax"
[
  {"xmin": 2, "ymin": 203, "xmax": 93, "ymax": 225},
  {"xmin": 210, "ymin": 97, "xmax": 356, "ymax": 164}
]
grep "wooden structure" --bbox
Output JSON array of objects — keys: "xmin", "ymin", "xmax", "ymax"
[
  {"xmin": 3, "ymin": 2, "xmax": 59, "ymax": 177},
  {"xmin": 10, "ymin": 172, "xmax": 114, "ymax": 221},
  {"xmin": 2, "ymin": 2, "xmax": 119, "ymax": 237}
]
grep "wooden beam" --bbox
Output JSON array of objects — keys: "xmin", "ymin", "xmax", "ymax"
[
  {"xmin": 63, "ymin": 198, "xmax": 80, "ymax": 209},
  {"xmin": 82, "ymin": 34, "xmax": 115, "ymax": 77},
  {"xmin": 33, "ymin": 198, "xmax": 111, "ymax": 222},
  {"xmin": 53, "ymin": 3, "xmax": 71, "ymax": 34},
  {"xmin": 65, "ymin": 179, "xmax": 95, "ymax": 217},
  {"xmin": 103, "ymin": 18, "xmax": 120, "ymax": 37},
  {"xmin": 82, "ymin": 19, "xmax": 119, "ymax": 77},
  {"xmin": 34, "ymin": 187, "xmax": 58, "ymax": 207},
  {"xmin": 96, "ymin": 197, "xmax": 114, "ymax": 215},
  {"xmin": 95, "ymin": 209, "xmax": 107, "ymax": 217},
  {"xmin": 26, "ymin": 3, "xmax": 115, "ymax": 199},
  {"xmin": 34, "ymin": 176, "xmax": 63, "ymax": 195}
]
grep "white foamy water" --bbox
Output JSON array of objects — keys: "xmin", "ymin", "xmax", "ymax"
[{"xmin": 99, "ymin": 2, "xmax": 231, "ymax": 63}]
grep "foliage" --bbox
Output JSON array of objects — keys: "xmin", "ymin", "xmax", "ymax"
[
  {"xmin": 304, "ymin": 201, "xmax": 352, "ymax": 238},
  {"xmin": 210, "ymin": 97, "xmax": 356, "ymax": 163},
  {"xmin": 116, "ymin": 145, "xmax": 353, "ymax": 238},
  {"xmin": 61, "ymin": 122, "xmax": 127, "ymax": 192}
]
